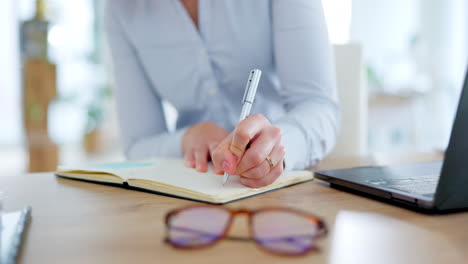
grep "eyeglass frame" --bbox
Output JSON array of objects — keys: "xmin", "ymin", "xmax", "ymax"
[{"xmin": 164, "ymin": 205, "xmax": 328, "ymax": 256}]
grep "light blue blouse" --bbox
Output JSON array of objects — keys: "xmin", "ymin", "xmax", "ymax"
[{"xmin": 106, "ymin": 0, "xmax": 340, "ymax": 170}]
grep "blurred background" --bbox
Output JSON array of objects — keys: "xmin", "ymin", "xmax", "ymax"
[{"xmin": 0, "ymin": 0, "xmax": 467, "ymax": 176}]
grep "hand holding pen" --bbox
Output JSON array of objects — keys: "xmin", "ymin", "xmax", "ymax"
[
  {"xmin": 181, "ymin": 69, "xmax": 261, "ymax": 173},
  {"xmin": 212, "ymin": 70, "xmax": 286, "ymax": 188}
]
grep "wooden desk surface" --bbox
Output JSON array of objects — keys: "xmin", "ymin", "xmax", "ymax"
[{"xmin": 2, "ymin": 153, "xmax": 467, "ymax": 264}]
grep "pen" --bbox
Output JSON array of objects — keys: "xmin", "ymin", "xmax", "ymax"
[{"xmin": 223, "ymin": 69, "xmax": 262, "ymax": 186}]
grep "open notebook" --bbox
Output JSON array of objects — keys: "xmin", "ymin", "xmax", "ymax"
[{"xmin": 56, "ymin": 158, "xmax": 314, "ymax": 204}]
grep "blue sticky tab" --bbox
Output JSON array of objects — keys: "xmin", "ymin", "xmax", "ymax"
[{"xmin": 92, "ymin": 162, "xmax": 154, "ymax": 169}]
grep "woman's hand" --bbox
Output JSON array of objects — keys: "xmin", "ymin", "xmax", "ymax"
[
  {"xmin": 212, "ymin": 114, "xmax": 285, "ymax": 188},
  {"xmin": 182, "ymin": 122, "xmax": 229, "ymax": 172}
]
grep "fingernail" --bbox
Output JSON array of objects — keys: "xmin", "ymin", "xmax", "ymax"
[{"xmin": 222, "ymin": 160, "xmax": 231, "ymax": 172}]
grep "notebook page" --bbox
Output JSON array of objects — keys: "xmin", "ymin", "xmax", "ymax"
[
  {"xmin": 117, "ymin": 158, "xmax": 309, "ymax": 197},
  {"xmin": 57, "ymin": 161, "xmax": 156, "ymax": 181},
  {"xmin": 59, "ymin": 158, "xmax": 313, "ymax": 200}
]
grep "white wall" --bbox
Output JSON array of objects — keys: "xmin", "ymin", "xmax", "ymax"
[
  {"xmin": 350, "ymin": 0, "xmax": 420, "ymax": 83},
  {"xmin": 351, "ymin": 0, "xmax": 468, "ymax": 152},
  {"xmin": 0, "ymin": 1, "xmax": 22, "ymax": 146},
  {"xmin": 418, "ymin": 0, "xmax": 468, "ymax": 148},
  {"xmin": 322, "ymin": 0, "xmax": 353, "ymax": 44}
]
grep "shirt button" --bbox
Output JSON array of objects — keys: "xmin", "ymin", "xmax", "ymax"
[{"xmin": 209, "ymin": 88, "xmax": 217, "ymax": 96}]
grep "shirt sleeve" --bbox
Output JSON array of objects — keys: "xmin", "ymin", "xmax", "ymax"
[
  {"xmin": 106, "ymin": 4, "xmax": 187, "ymax": 160},
  {"xmin": 272, "ymin": 0, "xmax": 341, "ymax": 170}
]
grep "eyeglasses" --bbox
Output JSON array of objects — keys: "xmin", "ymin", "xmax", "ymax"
[{"xmin": 164, "ymin": 205, "xmax": 328, "ymax": 256}]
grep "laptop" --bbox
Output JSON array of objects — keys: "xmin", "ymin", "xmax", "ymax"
[{"xmin": 315, "ymin": 69, "xmax": 468, "ymax": 213}]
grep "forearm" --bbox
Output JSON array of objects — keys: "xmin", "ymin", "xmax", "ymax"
[
  {"xmin": 276, "ymin": 99, "xmax": 340, "ymax": 170},
  {"xmin": 106, "ymin": 4, "xmax": 182, "ymax": 161},
  {"xmin": 272, "ymin": 0, "xmax": 339, "ymax": 170},
  {"xmin": 125, "ymin": 127, "xmax": 188, "ymax": 160}
]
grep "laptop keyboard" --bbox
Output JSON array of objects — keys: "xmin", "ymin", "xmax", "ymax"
[{"xmin": 367, "ymin": 175, "xmax": 439, "ymax": 197}]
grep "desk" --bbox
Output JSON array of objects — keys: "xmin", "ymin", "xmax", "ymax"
[{"xmin": 2, "ymin": 153, "xmax": 467, "ymax": 264}]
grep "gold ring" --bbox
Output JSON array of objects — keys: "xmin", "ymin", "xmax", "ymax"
[{"xmin": 266, "ymin": 156, "xmax": 274, "ymax": 170}]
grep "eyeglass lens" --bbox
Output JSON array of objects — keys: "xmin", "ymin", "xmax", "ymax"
[
  {"xmin": 252, "ymin": 210, "xmax": 321, "ymax": 255},
  {"xmin": 167, "ymin": 207, "xmax": 230, "ymax": 247}
]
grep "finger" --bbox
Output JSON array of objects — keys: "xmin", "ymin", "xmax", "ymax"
[
  {"xmin": 211, "ymin": 134, "xmax": 231, "ymax": 171},
  {"xmin": 207, "ymin": 141, "xmax": 220, "ymax": 161},
  {"xmin": 237, "ymin": 126, "xmax": 282, "ymax": 174},
  {"xmin": 230, "ymin": 114, "xmax": 270, "ymax": 159},
  {"xmin": 208, "ymin": 142, "xmax": 224, "ymax": 174},
  {"xmin": 184, "ymin": 150, "xmax": 196, "ymax": 168},
  {"xmin": 240, "ymin": 143, "xmax": 285, "ymax": 180},
  {"xmin": 211, "ymin": 134, "xmax": 237, "ymax": 175},
  {"xmin": 214, "ymin": 169, "xmax": 224, "ymax": 175},
  {"xmin": 194, "ymin": 148, "xmax": 209, "ymax": 172},
  {"xmin": 240, "ymin": 158, "xmax": 284, "ymax": 188}
]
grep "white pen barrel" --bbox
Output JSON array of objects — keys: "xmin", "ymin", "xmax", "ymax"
[
  {"xmin": 239, "ymin": 103, "xmax": 252, "ymax": 121},
  {"xmin": 223, "ymin": 69, "xmax": 261, "ymax": 186}
]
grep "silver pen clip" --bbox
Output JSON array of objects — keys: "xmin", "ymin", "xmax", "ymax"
[{"xmin": 242, "ymin": 71, "xmax": 255, "ymax": 104}]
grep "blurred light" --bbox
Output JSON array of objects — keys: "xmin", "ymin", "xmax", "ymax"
[
  {"xmin": 48, "ymin": 25, "xmax": 65, "ymax": 47},
  {"xmin": 322, "ymin": 0, "xmax": 352, "ymax": 44},
  {"xmin": 48, "ymin": 100, "xmax": 87, "ymax": 144}
]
